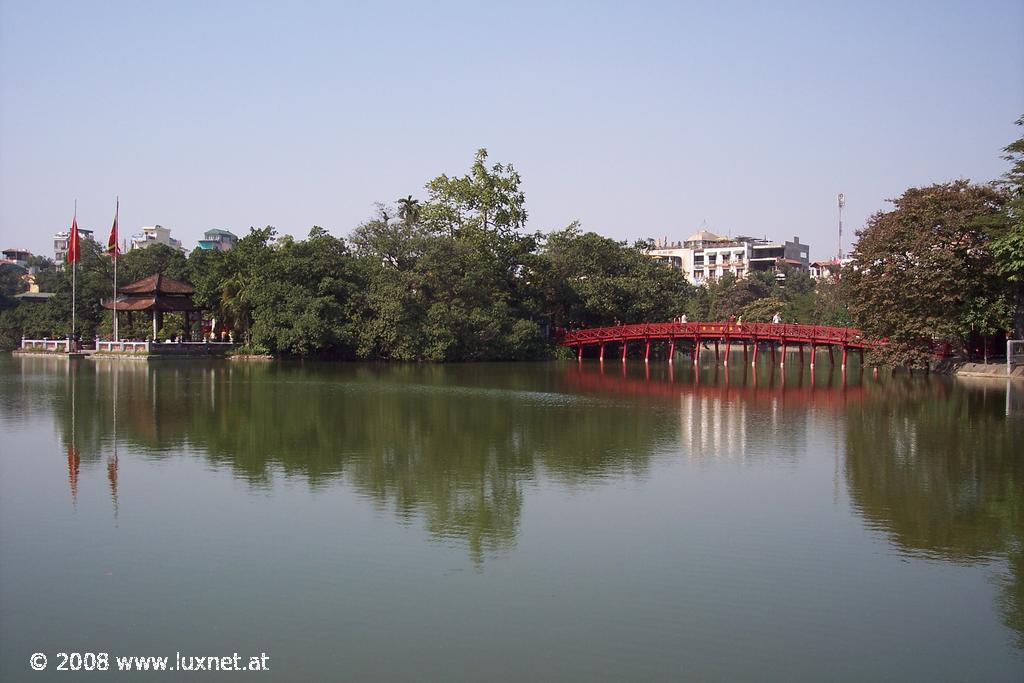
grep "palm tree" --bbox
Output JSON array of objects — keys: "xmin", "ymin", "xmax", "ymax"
[
  {"xmin": 219, "ymin": 273, "xmax": 251, "ymax": 345},
  {"xmin": 397, "ymin": 195, "xmax": 421, "ymax": 226}
]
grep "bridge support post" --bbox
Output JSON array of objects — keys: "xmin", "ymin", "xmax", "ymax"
[
  {"xmin": 577, "ymin": 345, "xmax": 583, "ymax": 362},
  {"xmin": 810, "ymin": 344, "xmax": 816, "ymax": 368},
  {"xmin": 621, "ymin": 339, "xmax": 628, "ymax": 363},
  {"xmin": 644, "ymin": 339, "xmax": 651, "ymax": 363},
  {"xmin": 751, "ymin": 340, "xmax": 758, "ymax": 366},
  {"xmin": 668, "ymin": 338, "xmax": 675, "ymax": 363},
  {"xmin": 693, "ymin": 338, "xmax": 700, "ymax": 364},
  {"xmin": 859, "ymin": 347, "xmax": 864, "ymax": 369},
  {"xmin": 829, "ymin": 345, "xmax": 835, "ymax": 367},
  {"xmin": 724, "ymin": 338, "xmax": 731, "ymax": 366},
  {"xmin": 714, "ymin": 339, "xmax": 720, "ymax": 364},
  {"xmin": 799, "ymin": 345, "xmax": 804, "ymax": 365},
  {"xmin": 599, "ymin": 343, "xmax": 605, "ymax": 363},
  {"xmin": 780, "ymin": 341, "xmax": 786, "ymax": 367},
  {"xmin": 743, "ymin": 341, "xmax": 748, "ymax": 365},
  {"xmin": 841, "ymin": 345, "xmax": 848, "ymax": 370}
]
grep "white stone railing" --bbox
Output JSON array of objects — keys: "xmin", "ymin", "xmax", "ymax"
[
  {"xmin": 95, "ymin": 339, "xmax": 237, "ymax": 355},
  {"xmin": 20, "ymin": 338, "xmax": 71, "ymax": 352},
  {"xmin": 96, "ymin": 340, "xmax": 151, "ymax": 353},
  {"xmin": 19, "ymin": 338, "xmax": 238, "ymax": 355}
]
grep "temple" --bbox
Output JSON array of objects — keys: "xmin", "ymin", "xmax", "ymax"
[{"xmin": 102, "ymin": 273, "xmax": 202, "ymax": 340}]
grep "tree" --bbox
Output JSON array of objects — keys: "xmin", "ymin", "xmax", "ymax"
[
  {"xmin": 740, "ymin": 296, "xmax": 787, "ymax": 322},
  {"xmin": 244, "ymin": 227, "xmax": 358, "ymax": 356},
  {"xmin": 846, "ymin": 181, "xmax": 1010, "ymax": 367},
  {"xmin": 422, "ymin": 148, "xmax": 527, "ymax": 237},
  {"xmin": 996, "ymin": 115, "xmax": 1024, "ymax": 338},
  {"xmin": 811, "ymin": 275, "xmax": 854, "ymax": 327},
  {"xmin": 396, "ymin": 195, "xmax": 421, "ymax": 226},
  {"xmin": 118, "ymin": 243, "xmax": 189, "ymax": 284},
  {"xmin": 0, "ymin": 264, "xmax": 27, "ymax": 297},
  {"xmin": 539, "ymin": 225, "xmax": 692, "ymax": 329}
]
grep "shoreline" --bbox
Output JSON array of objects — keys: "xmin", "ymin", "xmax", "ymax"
[{"xmin": 932, "ymin": 359, "xmax": 1024, "ymax": 380}]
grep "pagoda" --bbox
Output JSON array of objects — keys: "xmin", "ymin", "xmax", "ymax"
[{"xmin": 102, "ymin": 273, "xmax": 201, "ymax": 340}]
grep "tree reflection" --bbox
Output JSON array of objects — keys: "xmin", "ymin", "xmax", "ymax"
[
  {"xmin": 845, "ymin": 374, "xmax": 1024, "ymax": 644},
  {"xmin": 34, "ymin": 360, "xmax": 679, "ymax": 564}
]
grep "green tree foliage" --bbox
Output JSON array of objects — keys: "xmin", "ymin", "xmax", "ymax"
[
  {"xmin": 811, "ymin": 275, "xmax": 854, "ymax": 327},
  {"xmin": 739, "ymin": 296, "xmax": 787, "ymax": 322},
  {"xmin": 996, "ymin": 116, "xmax": 1024, "ymax": 337},
  {"xmin": 0, "ymin": 265, "xmax": 27, "ymax": 297},
  {"xmin": 349, "ymin": 154, "xmax": 547, "ymax": 361},
  {"xmin": 539, "ymin": 224, "xmax": 692, "ymax": 328},
  {"xmin": 118, "ymin": 243, "xmax": 189, "ymax": 283},
  {"xmin": 0, "ymin": 239, "xmax": 114, "ymax": 346},
  {"xmin": 245, "ymin": 228, "xmax": 358, "ymax": 356},
  {"xmin": 688, "ymin": 267, "xmax": 842, "ymax": 325},
  {"xmin": 422, "ymin": 148, "xmax": 527, "ymax": 237},
  {"xmin": 845, "ymin": 181, "xmax": 1010, "ymax": 367}
]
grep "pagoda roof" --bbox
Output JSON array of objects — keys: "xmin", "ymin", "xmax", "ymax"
[
  {"xmin": 120, "ymin": 273, "xmax": 195, "ymax": 295},
  {"xmin": 102, "ymin": 296, "xmax": 198, "ymax": 312}
]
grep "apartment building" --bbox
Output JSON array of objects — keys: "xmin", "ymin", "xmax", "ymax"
[
  {"xmin": 53, "ymin": 228, "xmax": 95, "ymax": 265},
  {"xmin": 197, "ymin": 229, "xmax": 238, "ymax": 252},
  {"xmin": 648, "ymin": 230, "xmax": 810, "ymax": 285},
  {"xmin": 131, "ymin": 225, "xmax": 184, "ymax": 252}
]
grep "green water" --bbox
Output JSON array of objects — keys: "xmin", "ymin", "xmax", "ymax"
[{"xmin": 1, "ymin": 355, "xmax": 1022, "ymax": 680}]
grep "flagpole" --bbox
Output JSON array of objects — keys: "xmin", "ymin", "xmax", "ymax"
[
  {"xmin": 71, "ymin": 200, "xmax": 77, "ymax": 353},
  {"xmin": 110, "ymin": 361, "xmax": 119, "ymax": 521},
  {"xmin": 113, "ymin": 197, "xmax": 119, "ymax": 342}
]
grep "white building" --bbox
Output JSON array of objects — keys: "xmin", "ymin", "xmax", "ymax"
[
  {"xmin": 648, "ymin": 230, "xmax": 810, "ymax": 285},
  {"xmin": 53, "ymin": 228, "xmax": 96, "ymax": 266},
  {"xmin": 809, "ymin": 257, "xmax": 854, "ymax": 280},
  {"xmin": 130, "ymin": 225, "xmax": 184, "ymax": 252}
]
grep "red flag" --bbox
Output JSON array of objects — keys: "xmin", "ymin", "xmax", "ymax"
[
  {"xmin": 107, "ymin": 200, "xmax": 119, "ymax": 259},
  {"xmin": 67, "ymin": 215, "xmax": 81, "ymax": 264}
]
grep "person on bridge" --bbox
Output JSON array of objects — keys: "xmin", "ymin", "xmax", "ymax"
[
  {"xmin": 680, "ymin": 314, "xmax": 688, "ymax": 324},
  {"xmin": 772, "ymin": 312, "xmax": 782, "ymax": 324}
]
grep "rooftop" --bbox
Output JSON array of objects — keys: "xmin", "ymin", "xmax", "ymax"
[
  {"xmin": 685, "ymin": 229, "xmax": 728, "ymax": 243},
  {"xmin": 120, "ymin": 273, "xmax": 195, "ymax": 296}
]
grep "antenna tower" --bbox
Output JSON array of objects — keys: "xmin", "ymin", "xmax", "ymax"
[{"xmin": 837, "ymin": 193, "xmax": 845, "ymax": 260}]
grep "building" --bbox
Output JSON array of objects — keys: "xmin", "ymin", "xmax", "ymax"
[
  {"xmin": 197, "ymin": 229, "xmax": 238, "ymax": 252},
  {"xmin": 54, "ymin": 229, "xmax": 95, "ymax": 266},
  {"xmin": 130, "ymin": 225, "xmax": 184, "ymax": 252},
  {"xmin": 648, "ymin": 230, "xmax": 810, "ymax": 285},
  {"xmin": 2, "ymin": 248, "xmax": 32, "ymax": 268},
  {"xmin": 809, "ymin": 257, "xmax": 854, "ymax": 280}
]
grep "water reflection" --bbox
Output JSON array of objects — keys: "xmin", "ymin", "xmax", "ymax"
[
  {"xmin": 1, "ymin": 355, "xmax": 1021, "ymax": 642},
  {"xmin": 7, "ymin": 358, "xmax": 864, "ymax": 550},
  {"xmin": 844, "ymin": 372, "xmax": 1024, "ymax": 645}
]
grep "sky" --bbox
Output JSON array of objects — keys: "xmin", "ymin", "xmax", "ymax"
[{"xmin": 1, "ymin": 0, "xmax": 1021, "ymax": 261}]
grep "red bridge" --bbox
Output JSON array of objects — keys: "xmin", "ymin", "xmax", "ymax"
[{"xmin": 559, "ymin": 322, "xmax": 877, "ymax": 368}]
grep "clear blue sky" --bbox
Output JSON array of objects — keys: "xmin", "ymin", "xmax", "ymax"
[{"xmin": 1, "ymin": 0, "xmax": 1021, "ymax": 260}]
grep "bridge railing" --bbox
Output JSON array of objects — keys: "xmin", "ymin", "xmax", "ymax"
[{"xmin": 559, "ymin": 322, "xmax": 872, "ymax": 347}]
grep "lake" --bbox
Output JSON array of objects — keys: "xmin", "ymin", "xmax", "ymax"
[{"xmin": 1, "ymin": 355, "xmax": 1022, "ymax": 680}]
